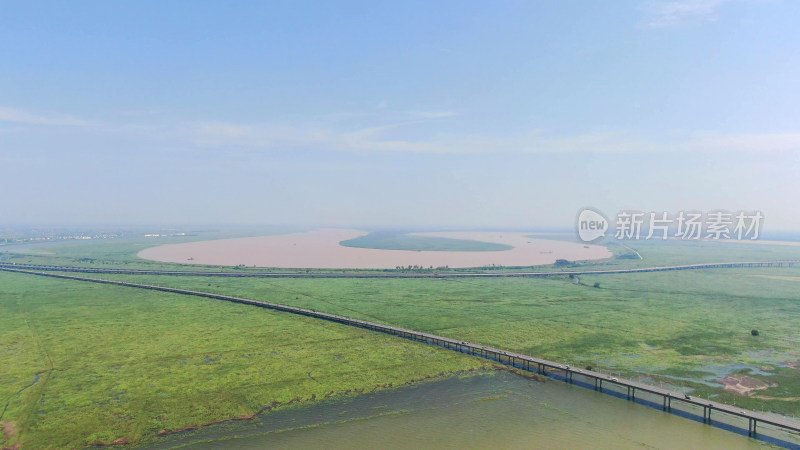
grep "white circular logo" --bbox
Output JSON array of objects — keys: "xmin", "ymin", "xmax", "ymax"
[{"xmin": 577, "ymin": 208, "xmax": 608, "ymax": 242}]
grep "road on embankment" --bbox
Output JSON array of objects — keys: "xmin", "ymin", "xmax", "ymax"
[
  {"xmin": 2, "ymin": 265, "xmax": 800, "ymax": 442},
  {"xmin": 0, "ymin": 260, "xmax": 797, "ymax": 279}
]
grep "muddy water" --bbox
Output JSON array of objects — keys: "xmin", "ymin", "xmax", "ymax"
[
  {"xmin": 144, "ymin": 372, "xmax": 796, "ymax": 449},
  {"xmin": 137, "ymin": 229, "xmax": 611, "ymax": 269}
]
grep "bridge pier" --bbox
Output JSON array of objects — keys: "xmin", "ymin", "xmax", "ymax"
[{"xmin": 6, "ymin": 265, "xmax": 800, "ymax": 443}]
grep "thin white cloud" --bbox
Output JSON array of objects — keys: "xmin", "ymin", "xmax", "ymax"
[
  {"xmin": 692, "ymin": 131, "xmax": 800, "ymax": 152},
  {"xmin": 192, "ymin": 121, "xmax": 251, "ymax": 138},
  {"xmin": 406, "ymin": 110, "xmax": 459, "ymax": 119},
  {"xmin": 5, "ymin": 104, "xmax": 796, "ymax": 156},
  {"xmin": 175, "ymin": 118, "xmax": 800, "ymax": 155},
  {"xmin": 642, "ymin": 0, "xmax": 732, "ymax": 28},
  {"xmin": 177, "ymin": 109, "xmax": 459, "ymax": 152},
  {"xmin": 0, "ymin": 105, "xmax": 94, "ymax": 127},
  {"xmin": 503, "ymin": 130, "xmax": 800, "ymax": 154}
]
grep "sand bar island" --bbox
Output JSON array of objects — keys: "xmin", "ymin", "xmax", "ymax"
[{"xmin": 137, "ymin": 229, "xmax": 612, "ymax": 269}]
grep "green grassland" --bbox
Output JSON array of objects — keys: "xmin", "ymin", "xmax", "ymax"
[
  {"xmin": 558, "ymin": 237, "xmax": 800, "ymax": 269},
  {"xmin": 339, "ymin": 231, "xmax": 513, "ymax": 252},
  {"xmin": 4, "ymin": 235, "xmax": 800, "ymax": 447},
  {"xmin": 0, "ymin": 226, "xmax": 310, "ymax": 272},
  {"xmin": 5, "ymin": 233, "xmax": 799, "ymax": 275},
  {"xmin": 0, "ymin": 271, "xmax": 496, "ymax": 449},
  {"xmin": 69, "ymin": 263, "xmax": 800, "ymax": 416},
  {"xmin": 463, "ymin": 237, "xmax": 800, "ymax": 274}
]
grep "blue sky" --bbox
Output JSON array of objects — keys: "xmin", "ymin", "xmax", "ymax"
[{"xmin": 1, "ymin": 1, "xmax": 799, "ymax": 229}]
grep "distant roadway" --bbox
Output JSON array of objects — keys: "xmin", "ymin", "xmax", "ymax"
[
  {"xmin": 0, "ymin": 260, "xmax": 797, "ymax": 279},
  {"xmin": 2, "ymin": 264, "xmax": 799, "ymax": 440}
]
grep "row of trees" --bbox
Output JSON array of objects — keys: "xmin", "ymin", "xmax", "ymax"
[{"xmin": 395, "ymin": 265, "xmax": 450, "ymax": 271}]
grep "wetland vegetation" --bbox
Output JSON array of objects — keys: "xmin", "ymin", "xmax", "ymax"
[
  {"xmin": 339, "ymin": 230, "xmax": 513, "ymax": 252},
  {"xmin": 3, "ymin": 235, "xmax": 800, "ymax": 448},
  {"xmin": 0, "ymin": 270, "xmax": 494, "ymax": 449}
]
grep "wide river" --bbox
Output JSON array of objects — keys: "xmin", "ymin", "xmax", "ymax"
[
  {"xmin": 137, "ymin": 229, "xmax": 612, "ymax": 269},
  {"xmin": 144, "ymin": 371, "xmax": 796, "ymax": 449}
]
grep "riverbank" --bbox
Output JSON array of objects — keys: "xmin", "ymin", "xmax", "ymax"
[
  {"xmin": 136, "ymin": 228, "xmax": 611, "ymax": 269},
  {"xmin": 144, "ymin": 370, "xmax": 788, "ymax": 449},
  {"xmin": 0, "ymin": 271, "xmax": 494, "ymax": 449}
]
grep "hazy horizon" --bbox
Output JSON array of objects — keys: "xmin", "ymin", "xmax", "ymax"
[{"xmin": 2, "ymin": 1, "xmax": 799, "ymax": 230}]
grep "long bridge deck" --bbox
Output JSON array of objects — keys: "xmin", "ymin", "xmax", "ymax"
[
  {"xmin": 2, "ymin": 265, "xmax": 799, "ymax": 441},
  {"xmin": 0, "ymin": 260, "xmax": 797, "ymax": 278}
]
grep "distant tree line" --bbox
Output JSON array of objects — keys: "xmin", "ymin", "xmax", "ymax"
[{"xmin": 394, "ymin": 265, "xmax": 449, "ymax": 272}]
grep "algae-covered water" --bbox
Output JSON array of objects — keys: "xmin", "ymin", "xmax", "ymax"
[{"xmin": 144, "ymin": 371, "xmax": 798, "ymax": 449}]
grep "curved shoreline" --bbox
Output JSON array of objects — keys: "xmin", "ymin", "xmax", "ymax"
[
  {"xmin": 148, "ymin": 367, "xmax": 527, "ymax": 444},
  {"xmin": 136, "ymin": 228, "xmax": 612, "ymax": 269},
  {"xmin": 7, "ymin": 267, "xmax": 800, "ymax": 447}
]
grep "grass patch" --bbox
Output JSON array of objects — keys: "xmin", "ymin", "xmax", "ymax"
[
  {"xmin": 0, "ymin": 271, "xmax": 495, "ymax": 449},
  {"xmin": 5, "ymin": 235, "xmax": 800, "ymax": 446},
  {"xmin": 340, "ymin": 231, "xmax": 513, "ymax": 252},
  {"xmin": 71, "ymin": 264, "xmax": 800, "ymax": 416}
]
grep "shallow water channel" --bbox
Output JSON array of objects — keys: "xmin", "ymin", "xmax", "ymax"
[{"xmin": 144, "ymin": 371, "xmax": 799, "ymax": 449}]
